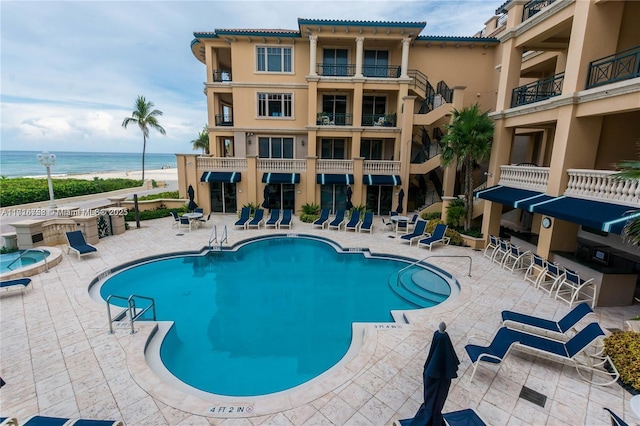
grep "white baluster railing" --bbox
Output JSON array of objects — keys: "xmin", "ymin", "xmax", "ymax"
[
  {"xmin": 42, "ymin": 219, "xmax": 78, "ymax": 245},
  {"xmin": 257, "ymin": 159, "xmax": 307, "ymax": 172},
  {"xmin": 565, "ymin": 169, "xmax": 640, "ymax": 207},
  {"xmin": 498, "ymin": 165, "xmax": 550, "ymax": 192},
  {"xmin": 363, "ymin": 160, "xmax": 401, "ymax": 174},
  {"xmin": 316, "ymin": 160, "xmax": 354, "ymax": 173},
  {"xmin": 197, "ymin": 157, "xmax": 248, "ymax": 171}
]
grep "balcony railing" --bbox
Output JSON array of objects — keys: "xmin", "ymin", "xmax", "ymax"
[
  {"xmin": 498, "ymin": 165, "xmax": 550, "ymax": 192},
  {"xmin": 215, "ymin": 114, "xmax": 233, "ymax": 126},
  {"xmin": 511, "ymin": 72, "xmax": 564, "ymax": 107},
  {"xmin": 316, "ymin": 113, "xmax": 353, "ymax": 126},
  {"xmin": 586, "ymin": 46, "xmax": 640, "ymax": 89},
  {"xmin": 212, "ymin": 70, "xmax": 232, "ymax": 82},
  {"xmin": 316, "ymin": 159, "xmax": 354, "ymax": 173},
  {"xmin": 197, "ymin": 157, "xmax": 247, "ymax": 171},
  {"xmin": 363, "ymin": 160, "xmax": 401, "ymax": 175},
  {"xmin": 316, "ymin": 63, "xmax": 356, "ymax": 77},
  {"xmin": 522, "ymin": 0, "xmax": 556, "ymax": 21},
  {"xmin": 257, "ymin": 159, "xmax": 307, "ymax": 172},
  {"xmin": 361, "ymin": 113, "xmax": 397, "ymax": 127},
  {"xmin": 363, "ymin": 65, "xmax": 401, "ymax": 78},
  {"xmin": 565, "ymin": 169, "xmax": 640, "ymax": 207}
]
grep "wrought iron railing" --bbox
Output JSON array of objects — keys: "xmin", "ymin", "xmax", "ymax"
[
  {"xmin": 407, "ymin": 69, "xmax": 429, "ymax": 96},
  {"xmin": 361, "ymin": 113, "xmax": 397, "ymax": 127},
  {"xmin": 316, "ymin": 63, "xmax": 356, "ymax": 77},
  {"xmin": 363, "ymin": 65, "xmax": 401, "ymax": 78},
  {"xmin": 586, "ymin": 46, "xmax": 640, "ymax": 89},
  {"xmin": 522, "ymin": 0, "xmax": 556, "ymax": 21},
  {"xmin": 436, "ymin": 81, "xmax": 453, "ymax": 104},
  {"xmin": 511, "ymin": 72, "xmax": 564, "ymax": 107},
  {"xmin": 496, "ymin": 13, "xmax": 508, "ymax": 27},
  {"xmin": 418, "ymin": 81, "xmax": 437, "ymax": 114},
  {"xmin": 212, "ymin": 70, "xmax": 232, "ymax": 82},
  {"xmin": 411, "ymin": 127, "xmax": 441, "ymax": 164},
  {"xmin": 215, "ymin": 114, "xmax": 233, "ymax": 126},
  {"xmin": 316, "ymin": 113, "xmax": 353, "ymax": 126}
]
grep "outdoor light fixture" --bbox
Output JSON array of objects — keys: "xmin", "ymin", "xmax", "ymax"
[
  {"xmin": 37, "ymin": 151, "xmax": 57, "ymax": 208},
  {"xmin": 301, "ymin": 139, "xmax": 305, "ymax": 146}
]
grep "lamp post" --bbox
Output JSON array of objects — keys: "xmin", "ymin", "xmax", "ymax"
[{"xmin": 37, "ymin": 151, "xmax": 57, "ymax": 208}]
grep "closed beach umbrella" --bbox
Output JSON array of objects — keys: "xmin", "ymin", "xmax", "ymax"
[
  {"xmin": 262, "ymin": 185, "xmax": 270, "ymax": 209},
  {"xmin": 187, "ymin": 184, "xmax": 198, "ymax": 211},
  {"xmin": 346, "ymin": 186, "xmax": 353, "ymax": 210},
  {"xmin": 396, "ymin": 188, "xmax": 405, "ymax": 214},
  {"xmin": 407, "ymin": 322, "xmax": 459, "ymax": 426}
]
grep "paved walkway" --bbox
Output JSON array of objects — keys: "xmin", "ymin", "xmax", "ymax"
[{"xmin": 1, "ymin": 214, "xmax": 639, "ymax": 425}]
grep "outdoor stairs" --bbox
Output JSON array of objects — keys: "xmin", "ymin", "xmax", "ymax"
[{"xmin": 389, "ymin": 269, "xmax": 450, "ymax": 307}]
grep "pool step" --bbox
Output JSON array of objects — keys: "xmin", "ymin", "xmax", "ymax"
[{"xmin": 390, "ymin": 269, "xmax": 450, "ymax": 308}]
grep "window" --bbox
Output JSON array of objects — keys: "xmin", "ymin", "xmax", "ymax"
[
  {"xmin": 321, "ymin": 184, "xmax": 348, "ymax": 212},
  {"xmin": 257, "ymin": 46, "xmax": 292, "ymax": 73},
  {"xmin": 363, "ymin": 50, "xmax": 389, "ymax": 77},
  {"xmin": 361, "ymin": 139, "xmax": 394, "ymax": 160},
  {"xmin": 322, "ymin": 49, "xmax": 349, "ymax": 76},
  {"xmin": 258, "ymin": 137, "xmax": 294, "ymax": 158},
  {"xmin": 321, "ymin": 139, "xmax": 346, "ymax": 159},
  {"xmin": 258, "ymin": 93, "xmax": 292, "ymax": 118}
]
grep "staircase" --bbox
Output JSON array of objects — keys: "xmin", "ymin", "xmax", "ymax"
[{"xmin": 389, "ymin": 268, "xmax": 451, "ymax": 307}]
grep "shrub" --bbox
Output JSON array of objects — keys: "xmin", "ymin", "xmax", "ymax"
[
  {"xmin": 125, "ymin": 206, "xmax": 187, "ymax": 221},
  {"xmin": 425, "ymin": 219, "xmax": 464, "ymax": 246},
  {"xmin": 1, "ymin": 246, "xmax": 18, "ymax": 254},
  {"xmin": 300, "ymin": 202, "xmax": 320, "ymax": 215},
  {"xmin": 455, "ymin": 227, "xmax": 483, "ymax": 238},
  {"xmin": 300, "ymin": 213, "xmax": 319, "ymax": 223},
  {"xmin": 422, "ymin": 211, "xmax": 442, "ymax": 221},
  {"xmin": 241, "ymin": 202, "xmax": 259, "ymax": 217},
  {"xmin": 604, "ymin": 330, "xmax": 640, "ymax": 392},
  {"xmin": 446, "ymin": 199, "xmax": 466, "ymax": 228},
  {"xmin": 131, "ymin": 191, "xmax": 180, "ymax": 201}
]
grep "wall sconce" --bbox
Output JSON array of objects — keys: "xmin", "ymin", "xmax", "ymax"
[
  {"xmin": 301, "ymin": 139, "xmax": 305, "ymax": 146},
  {"xmin": 484, "ymin": 171, "xmax": 493, "ymax": 177},
  {"xmin": 246, "ymin": 132, "xmax": 254, "ymax": 145},
  {"xmin": 248, "ymin": 138, "xmax": 252, "ymax": 145}
]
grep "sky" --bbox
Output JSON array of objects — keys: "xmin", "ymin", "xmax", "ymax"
[{"xmin": 1, "ymin": 1, "xmax": 499, "ymax": 154}]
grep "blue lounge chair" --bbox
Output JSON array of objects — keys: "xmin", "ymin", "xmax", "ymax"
[
  {"xmin": 312, "ymin": 208, "xmax": 330, "ymax": 229},
  {"xmin": 604, "ymin": 408, "xmax": 629, "ymax": 426},
  {"xmin": 395, "ymin": 408, "xmax": 487, "ymax": 426},
  {"xmin": 417, "ymin": 223, "xmax": 450, "ymax": 250},
  {"xmin": 328, "ymin": 209, "xmax": 346, "ymax": 230},
  {"xmin": 65, "ymin": 230, "xmax": 97, "ymax": 260},
  {"xmin": 359, "ymin": 212, "xmax": 374, "ymax": 233},
  {"xmin": 0, "ymin": 278, "xmax": 32, "ymax": 295},
  {"xmin": 265, "ymin": 209, "xmax": 281, "ymax": 228},
  {"xmin": 247, "ymin": 209, "xmax": 265, "ymax": 229},
  {"xmin": 234, "ymin": 207, "xmax": 251, "ymax": 229},
  {"xmin": 344, "ymin": 211, "xmax": 361, "ymax": 232},
  {"xmin": 22, "ymin": 417, "xmax": 123, "ymax": 426},
  {"xmin": 0, "ymin": 417, "xmax": 18, "ymax": 426},
  {"xmin": 278, "ymin": 209, "xmax": 293, "ymax": 229},
  {"xmin": 400, "ymin": 219, "xmax": 428, "ymax": 246},
  {"xmin": 501, "ymin": 302, "xmax": 593, "ymax": 337},
  {"xmin": 465, "ymin": 322, "xmax": 619, "ymax": 385},
  {"xmin": 70, "ymin": 420, "xmax": 123, "ymax": 426}
]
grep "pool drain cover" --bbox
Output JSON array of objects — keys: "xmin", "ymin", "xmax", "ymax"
[{"xmin": 519, "ymin": 386, "xmax": 547, "ymax": 408}]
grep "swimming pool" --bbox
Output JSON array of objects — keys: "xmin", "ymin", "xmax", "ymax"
[
  {"xmin": 0, "ymin": 249, "xmax": 50, "ymax": 274},
  {"xmin": 97, "ymin": 235, "xmax": 454, "ymax": 397}
]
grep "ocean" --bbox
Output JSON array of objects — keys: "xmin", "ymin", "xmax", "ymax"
[{"xmin": 0, "ymin": 150, "xmax": 177, "ymax": 178}]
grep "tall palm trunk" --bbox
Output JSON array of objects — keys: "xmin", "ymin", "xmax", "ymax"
[
  {"xmin": 141, "ymin": 132, "xmax": 147, "ymax": 181},
  {"xmin": 464, "ymin": 158, "xmax": 473, "ymax": 230}
]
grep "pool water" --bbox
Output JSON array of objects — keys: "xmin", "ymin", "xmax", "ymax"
[
  {"xmin": 99, "ymin": 237, "xmax": 452, "ymax": 396},
  {"xmin": 0, "ymin": 250, "xmax": 50, "ymax": 274}
]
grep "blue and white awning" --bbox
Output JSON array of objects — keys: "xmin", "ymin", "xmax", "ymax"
[
  {"xmin": 316, "ymin": 174, "xmax": 354, "ymax": 185},
  {"xmin": 200, "ymin": 172, "xmax": 241, "ymax": 183},
  {"xmin": 364, "ymin": 174, "xmax": 402, "ymax": 185},
  {"xmin": 261, "ymin": 173, "xmax": 300, "ymax": 184}
]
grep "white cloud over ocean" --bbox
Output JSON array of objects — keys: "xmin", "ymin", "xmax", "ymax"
[{"xmin": 1, "ymin": 0, "xmax": 499, "ymax": 154}]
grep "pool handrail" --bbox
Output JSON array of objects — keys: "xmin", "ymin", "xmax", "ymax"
[
  {"xmin": 106, "ymin": 294, "xmax": 156, "ymax": 334},
  {"xmin": 396, "ymin": 255, "xmax": 472, "ymax": 288},
  {"xmin": 5, "ymin": 248, "xmax": 49, "ymax": 273},
  {"xmin": 209, "ymin": 224, "xmax": 228, "ymax": 249}
]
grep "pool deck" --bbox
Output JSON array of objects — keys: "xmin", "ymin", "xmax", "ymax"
[{"xmin": 1, "ymin": 214, "xmax": 639, "ymax": 425}]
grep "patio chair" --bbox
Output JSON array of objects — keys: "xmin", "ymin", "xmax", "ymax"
[
  {"xmin": 0, "ymin": 278, "xmax": 32, "ymax": 296},
  {"xmin": 179, "ymin": 216, "xmax": 192, "ymax": 232},
  {"xmin": 537, "ymin": 261, "xmax": 565, "ymax": 297},
  {"xmin": 328, "ymin": 209, "xmax": 346, "ymax": 230},
  {"xmin": 491, "ymin": 239, "xmax": 510, "ymax": 265},
  {"xmin": 344, "ymin": 211, "xmax": 361, "ymax": 232},
  {"xmin": 278, "ymin": 209, "xmax": 293, "ymax": 229},
  {"xmin": 417, "ymin": 223, "xmax": 450, "ymax": 250},
  {"xmin": 312, "ymin": 208, "xmax": 330, "ymax": 229},
  {"xmin": 604, "ymin": 408, "xmax": 629, "ymax": 426},
  {"xmin": 198, "ymin": 212, "xmax": 211, "ymax": 227},
  {"xmin": 501, "ymin": 302, "xmax": 593, "ymax": 338},
  {"xmin": 359, "ymin": 212, "xmax": 374, "ymax": 233},
  {"xmin": 501, "ymin": 244, "xmax": 531, "ymax": 274},
  {"xmin": 555, "ymin": 268, "xmax": 597, "ymax": 309},
  {"xmin": 395, "ymin": 408, "xmax": 487, "ymax": 426},
  {"xmin": 464, "ymin": 322, "xmax": 619, "ymax": 385},
  {"xmin": 407, "ymin": 213, "xmax": 419, "ymax": 227},
  {"xmin": 246, "ymin": 208, "xmax": 265, "ymax": 229},
  {"xmin": 524, "ymin": 253, "xmax": 547, "ymax": 287},
  {"xmin": 265, "ymin": 209, "xmax": 281, "ymax": 229},
  {"xmin": 234, "ymin": 207, "xmax": 251, "ymax": 229},
  {"xmin": 400, "ymin": 219, "xmax": 428, "ymax": 246},
  {"xmin": 170, "ymin": 211, "xmax": 180, "ymax": 228},
  {"xmin": 381, "ymin": 216, "xmax": 394, "ymax": 231},
  {"xmin": 483, "ymin": 235, "xmax": 499, "ymax": 259},
  {"xmin": 65, "ymin": 230, "xmax": 97, "ymax": 260},
  {"xmin": 194, "ymin": 207, "xmax": 204, "ymax": 214}
]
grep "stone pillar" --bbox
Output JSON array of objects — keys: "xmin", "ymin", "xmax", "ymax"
[
  {"xmin": 355, "ymin": 37, "xmax": 364, "ymax": 77},
  {"xmin": 107, "ymin": 208, "xmax": 126, "ymax": 235},
  {"xmin": 246, "ymin": 156, "xmax": 258, "ymax": 208},
  {"xmin": 12, "ymin": 220, "xmax": 45, "ymax": 249},
  {"xmin": 306, "ymin": 155, "xmax": 317, "ymax": 205},
  {"xmin": 399, "ymin": 95, "xmax": 416, "ymax": 212},
  {"xmin": 353, "ymin": 157, "xmax": 365, "ymax": 207},
  {"xmin": 352, "ymin": 81, "xmax": 364, "ymax": 127},
  {"xmin": 309, "ymin": 36, "xmax": 318, "ymax": 76},
  {"xmin": 400, "ymin": 38, "xmax": 411, "ymax": 78}
]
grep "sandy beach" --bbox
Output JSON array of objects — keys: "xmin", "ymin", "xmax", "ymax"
[{"xmin": 49, "ymin": 168, "xmax": 179, "ymax": 182}]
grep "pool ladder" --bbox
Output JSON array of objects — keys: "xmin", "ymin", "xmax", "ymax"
[
  {"xmin": 209, "ymin": 225, "xmax": 227, "ymax": 250},
  {"xmin": 106, "ymin": 294, "xmax": 156, "ymax": 334},
  {"xmin": 5, "ymin": 248, "xmax": 49, "ymax": 272}
]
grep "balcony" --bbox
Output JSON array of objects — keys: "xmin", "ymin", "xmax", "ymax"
[
  {"xmin": 316, "ymin": 159, "xmax": 354, "ymax": 173},
  {"xmin": 316, "ymin": 63, "xmax": 356, "ymax": 77},
  {"xmin": 215, "ymin": 114, "xmax": 233, "ymax": 127},
  {"xmin": 511, "ymin": 72, "xmax": 564, "ymax": 107},
  {"xmin": 522, "ymin": 0, "xmax": 557, "ymax": 22},
  {"xmin": 212, "ymin": 70, "xmax": 232, "ymax": 82},
  {"xmin": 197, "ymin": 157, "xmax": 247, "ymax": 171},
  {"xmin": 363, "ymin": 65, "xmax": 401, "ymax": 78},
  {"xmin": 257, "ymin": 159, "xmax": 307, "ymax": 172},
  {"xmin": 586, "ymin": 46, "xmax": 640, "ymax": 89},
  {"xmin": 361, "ymin": 113, "xmax": 397, "ymax": 127},
  {"xmin": 316, "ymin": 113, "xmax": 353, "ymax": 126},
  {"xmin": 363, "ymin": 160, "xmax": 401, "ymax": 175},
  {"xmin": 499, "ymin": 165, "xmax": 550, "ymax": 192}
]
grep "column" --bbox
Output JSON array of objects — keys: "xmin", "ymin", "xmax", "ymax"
[
  {"xmin": 400, "ymin": 38, "xmax": 411, "ymax": 78},
  {"xmin": 399, "ymin": 95, "xmax": 416, "ymax": 214},
  {"xmin": 309, "ymin": 35, "xmax": 318, "ymax": 76},
  {"xmin": 355, "ymin": 37, "xmax": 364, "ymax": 77}
]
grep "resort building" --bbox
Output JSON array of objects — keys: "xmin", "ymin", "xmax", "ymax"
[{"xmin": 180, "ymin": 0, "xmax": 640, "ymax": 306}]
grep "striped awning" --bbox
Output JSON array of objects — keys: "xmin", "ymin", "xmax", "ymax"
[
  {"xmin": 200, "ymin": 172, "xmax": 241, "ymax": 183},
  {"xmin": 364, "ymin": 174, "xmax": 402, "ymax": 185},
  {"xmin": 316, "ymin": 174, "xmax": 354, "ymax": 185},
  {"xmin": 261, "ymin": 173, "xmax": 300, "ymax": 184}
]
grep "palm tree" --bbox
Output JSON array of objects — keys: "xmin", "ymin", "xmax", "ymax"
[
  {"xmin": 439, "ymin": 103, "xmax": 494, "ymax": 231},
  {"xmin": 614, "ymin": 157, "xmax": 640, "ymax": 246},
  {"xmin": 191, "ymin": 126, "xmax": 210, "ymax": 154},
  {"xmin": 122, "ymin": 95, "xmax": 166, "ymax": 181}
]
